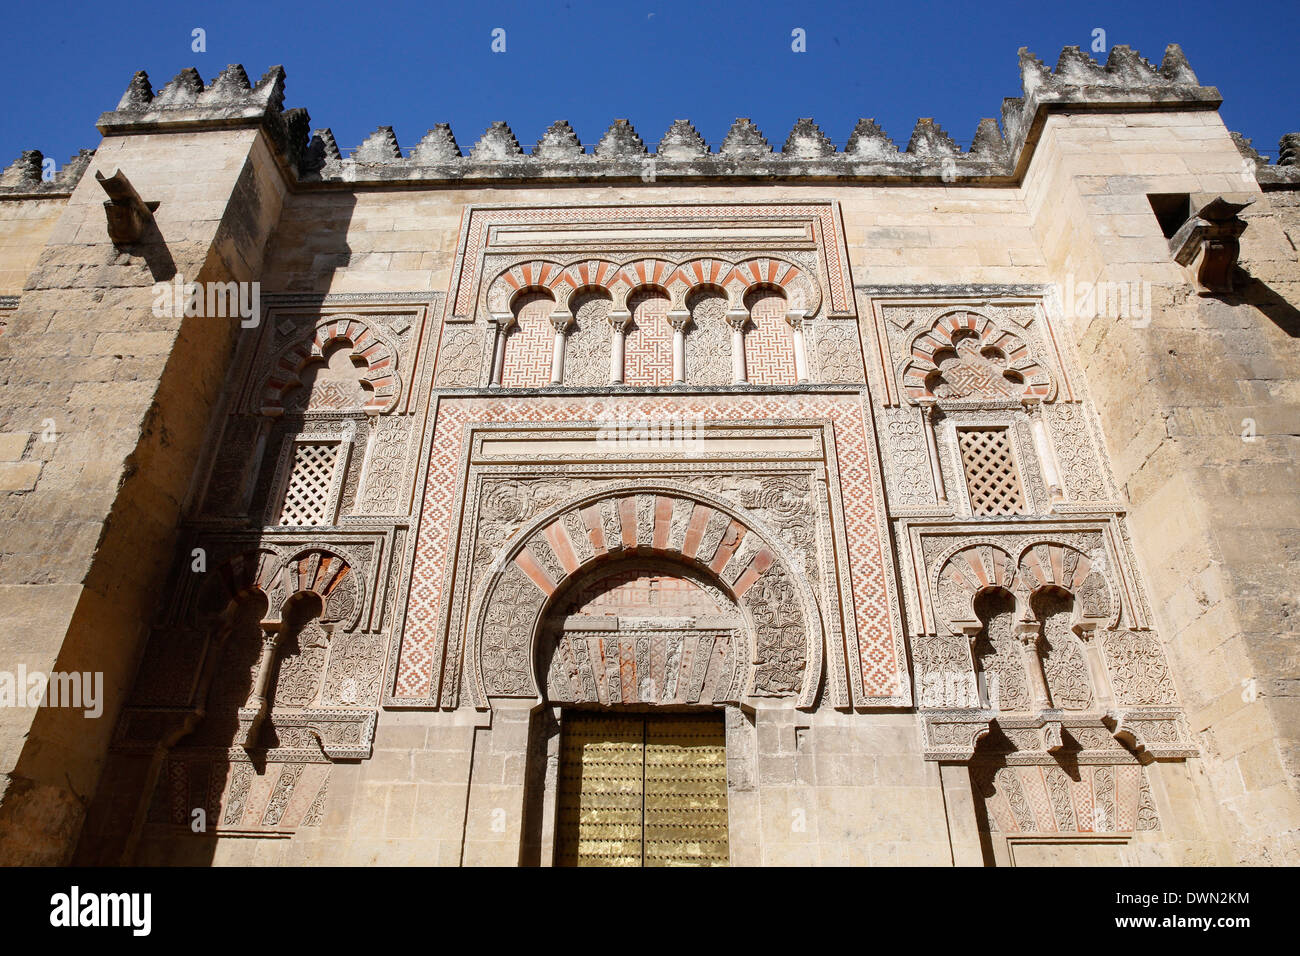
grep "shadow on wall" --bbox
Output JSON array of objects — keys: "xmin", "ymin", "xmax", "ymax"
[
  {"xmin": 277, "ymin": 192, "xmax": 359, "ymax": 295},
  {"xmin": 1231, "ymin": 268, "xmax": 1300, "ymax": 338},
  {"xmin": 71, "ymin": 191, "xmax": 367, "ymax": 865}
]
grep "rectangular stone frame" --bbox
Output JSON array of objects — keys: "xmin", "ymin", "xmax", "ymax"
[{"xmin": 384, "ymin": 396, "xmax": 909, "ymax": 709}]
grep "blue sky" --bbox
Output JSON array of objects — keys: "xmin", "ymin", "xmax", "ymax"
[{"xmin": 1, "ymin": 0, "xmax": 1295, "ymax": 167}]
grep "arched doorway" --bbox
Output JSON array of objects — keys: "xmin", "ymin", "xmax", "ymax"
[
  {"xmin": 539, "ymin": 558, "xmax": 746, "ymax": 706},
  {"xmin": 539, "ymin": 557, "xmax": 734, "ymax": 867},
  {"xmin": 467, "ymin": 484, "xmax": 823, "ymax": 709}
]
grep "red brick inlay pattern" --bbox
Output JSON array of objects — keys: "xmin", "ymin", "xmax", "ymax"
[
  {"xmin": 261, "ymin": 317, "xmax": 397, "ymax": 414},
  {"xmin": 396, "ymin": 394, "xmax": 898, "ymax": 704},
  {"xmin": 902, "ymin": 309, "xmax": 1050, "ymax": 401},
  {"xmin": 744, "ymin": 291, "xmax": 797, "ymax": 386},
  {"xmin": 623, "ymin": 291, "xmax": 673, "ymax": 387},
  {"xmin": 447, "ymin": 204, "xmax": 854, "ymax": 319},
  {"xmin": 501, "ymin": 291, "xmax": 555, "ymax": 387}
]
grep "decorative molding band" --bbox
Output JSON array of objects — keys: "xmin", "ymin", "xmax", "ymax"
[
  {"xmin": 858, "ymin": 284, "xmax": 1055, "ymax": 297},
  {"xmin": 429, "ymin": 383, "xmax": 866, "ymax": 397},
  {"xmin": 261, "ymin": 291, "xmax": 444, "ymax": 307}
]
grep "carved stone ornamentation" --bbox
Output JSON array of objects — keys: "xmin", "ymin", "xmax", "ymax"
[
  {"xmin": 1036, "ymin": 590, "xmax": 1093, "ymax": 710},
  {"xmin": 273, "ymin": 619, "xmax": 331, "ymax": 707},
  {"xmin": 884, "ymin": 410, "xmax": 934, "ymax": 506},
  {"xmin": 813, "ymin": 321, "xmax": 861, "ymax": 383},
  {"xmin": 566, "ymin": 292, "xmax": 613, "ymax": 386},
  {"xmin": 900, "ymin": 309, "xmax": 1051, "ymax": 404},
  {"xmin": 358, "ymin": 416, "xmax": 410, "ymax": 514},
  {"xmin": 913, "ymin": 634, "xmax": 978, "ymax": 708},
  {"xmin": 435, "ymin": 327, "xmax": 484, "ymax": 386},
  {"xmin": 685, "ymin": 292, "xmax": 732, "ymax": 385},
  {"xmin": 1103, "ymin": 630, "xmax": 1178, "ymax": 706},
  {"xmin": 741, "ymin": 565, "xmax": 807, "ymax": 696},
  {"xmin": 974, "ymin": 591, "xmax": 1032, "ymax": 712},
  {"xmin": 464, "ymin": 484, "xmax": 825, "ymax": 708},
  {"xmin": 481, "ymin": 562, "xmax": 542, "ymax": 697},
  {"xmin": 1047, "ymin": 403, "xmax": 1110, "ymax": 501}
]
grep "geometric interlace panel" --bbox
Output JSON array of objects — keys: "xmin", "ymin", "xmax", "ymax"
[
  {"xmin": 556, "ymin": 712, "xmax": 729, "ymax": 867},
  {"xmin": 278, "ymin": 442, "xmax": 340, "ymax": 526},
  {"xmin": 957, "ymin": 428, "xmax": 1025, "ymax": 517}
]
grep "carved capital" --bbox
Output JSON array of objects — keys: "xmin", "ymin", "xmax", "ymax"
[
  {"xmin": 606, "ymin": 310, "xmax": 633, "ymax": 332},
  {"xmin": 725, "ymin": 310, "xmax": 749, "ymax": 332},
  {"xmin": 667, "ymin": 311, "xmax": 692, "ymax": 332},
  {"xmin": 1072, "ymin": 619, "xmax": 1099, "ymax": 641},
  {"xmin": 257, "ymin": 622, "xmax": 282, "ymax": 650},
  {"xmin": 549, "ymin": 310, "xmax": 575, "ymax": 334},
  {"xmin": 1013, "ymin": 622, "xmax": 1041, "ymax": 648}
]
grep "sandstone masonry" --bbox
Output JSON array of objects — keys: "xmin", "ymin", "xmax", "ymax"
[{"xmin": 0, "ymin": 45, "xmax": 1294, "ymax": 866}]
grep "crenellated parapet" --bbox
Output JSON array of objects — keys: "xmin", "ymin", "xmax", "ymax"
[
  {"xmin": 1230, "ymin": 130, "xmax": 1300, "ymax": 188},
  {"xmin": 0, "ymin": 148, "xmax": 95, "ymax": 196},
  {"xmin": 64, "ymin": 42, "xmax": 1298, "ymax": 194},
  {"xmin": 100, "ymin": 63, "xmax": 288, "ymax": 124},
  {"xmin": 93, "ymin": 63, "xmax": 313, "ymax": 173},
  {"xmin": 74, "ymin": 41, "xmax": 1271, "ymax": 190},
  {"xmin": 998, "ymin": 43, "xmax": 1219, "ymax": 164},
  {"xmin": 281, "ymin": 42, "xmax": 1226, "ymax": 186}
]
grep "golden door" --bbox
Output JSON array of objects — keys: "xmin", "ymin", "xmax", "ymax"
[{"xmin": 556, "ymin": 712, "xmax": 729, "ymax": 867}]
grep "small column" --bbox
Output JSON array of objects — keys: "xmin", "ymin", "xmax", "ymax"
[
  {"xmin": 607, "ymin": 311, "xmax": 632, "ymax": 384},
  {"xmin": 1014, "ymin": 622, "xmax": 1053, "ymax": 712},
  {"xmin": 668, "ymin": 312, "xmax": 690, "ymax": 384},
  {"xmin": 787, "ymin": 313, "xmax": 809, "ymax": 383},
  {"xmin": 242, "ymin": 625, "xmax": 281, "ymax": 748},
  {"xmin": 961, "ymin": 625, "xmax": 988, "ymax": 710},
  {"xmin": 1023, "ymin": 398, "xmax": 1064, "ymax": 501},
  {"xmin": 549, "ymin": 311, "xmax": 573, "ymax": 385},
  {"xmin": 488, "ymin": 314, "xmax": 513, "ymax": 388},
  {"xmin": 918, "ymin": 399, "xmax": 949, "ymax": 506},
  {"xmin": 1074, "ymin": 622, "xmax": 1115, "ymax": 715},
  {"xmin": 726, "ymin": 310, "xmax": 748, "ymax": 384}
]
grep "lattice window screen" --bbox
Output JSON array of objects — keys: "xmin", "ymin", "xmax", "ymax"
[
  {"xmin": 277, "ymin": 442, "xmax": 340, "ymax": 526},
  {"xmin": 958, "ymin": 428, "xmax": 1025, "ymax": 516}
]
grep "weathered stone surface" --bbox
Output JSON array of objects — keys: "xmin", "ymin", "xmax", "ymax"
[
  {"xmin": 657, "ymin": 119, "xmax": 708, "ymax": 160},
  {"xmin": 720, "ymin": 118, "xmax": 772, "ymax": 158},
  {"xmin": 594, "ymin": 118, "xmax": 647, "ymax": 159},
  {"xmin": 782, "ymin": 118, "xmax": 835, "ymax": 158},
  {"xmin": 532, "ymin": 121, "xmax": 582, "ymax": 161},
  {"xmin": 412, "ymin": 124, "xmax": 461, "ymax": 163},
  {"xmin": 469, "ymin": 122, "xmax": 523, "ymax": 161},
  {"xmin": 845, "ymin": 118, "xmax": 896, "ymax": 159},
  {"xmin": 0, "ymin": 43, "xmax": 1294, "ymax": 869},
  {"xmin": 353, "ymin": 126, "xmax": 402, "ymax": 164}
]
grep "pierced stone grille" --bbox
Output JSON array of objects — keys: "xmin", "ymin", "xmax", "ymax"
[
  {"xmin": 278, "ymin": 442, "xmax": 340, "ymax": 526},
  {"xmin": 958, "ymin": 428, "xmax": 1025, "ymax": 516}
]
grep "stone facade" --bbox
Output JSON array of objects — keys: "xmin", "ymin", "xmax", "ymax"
[{"xmin": 0, "ymin": 45, "xmax": 1295, "ymax": 866}]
